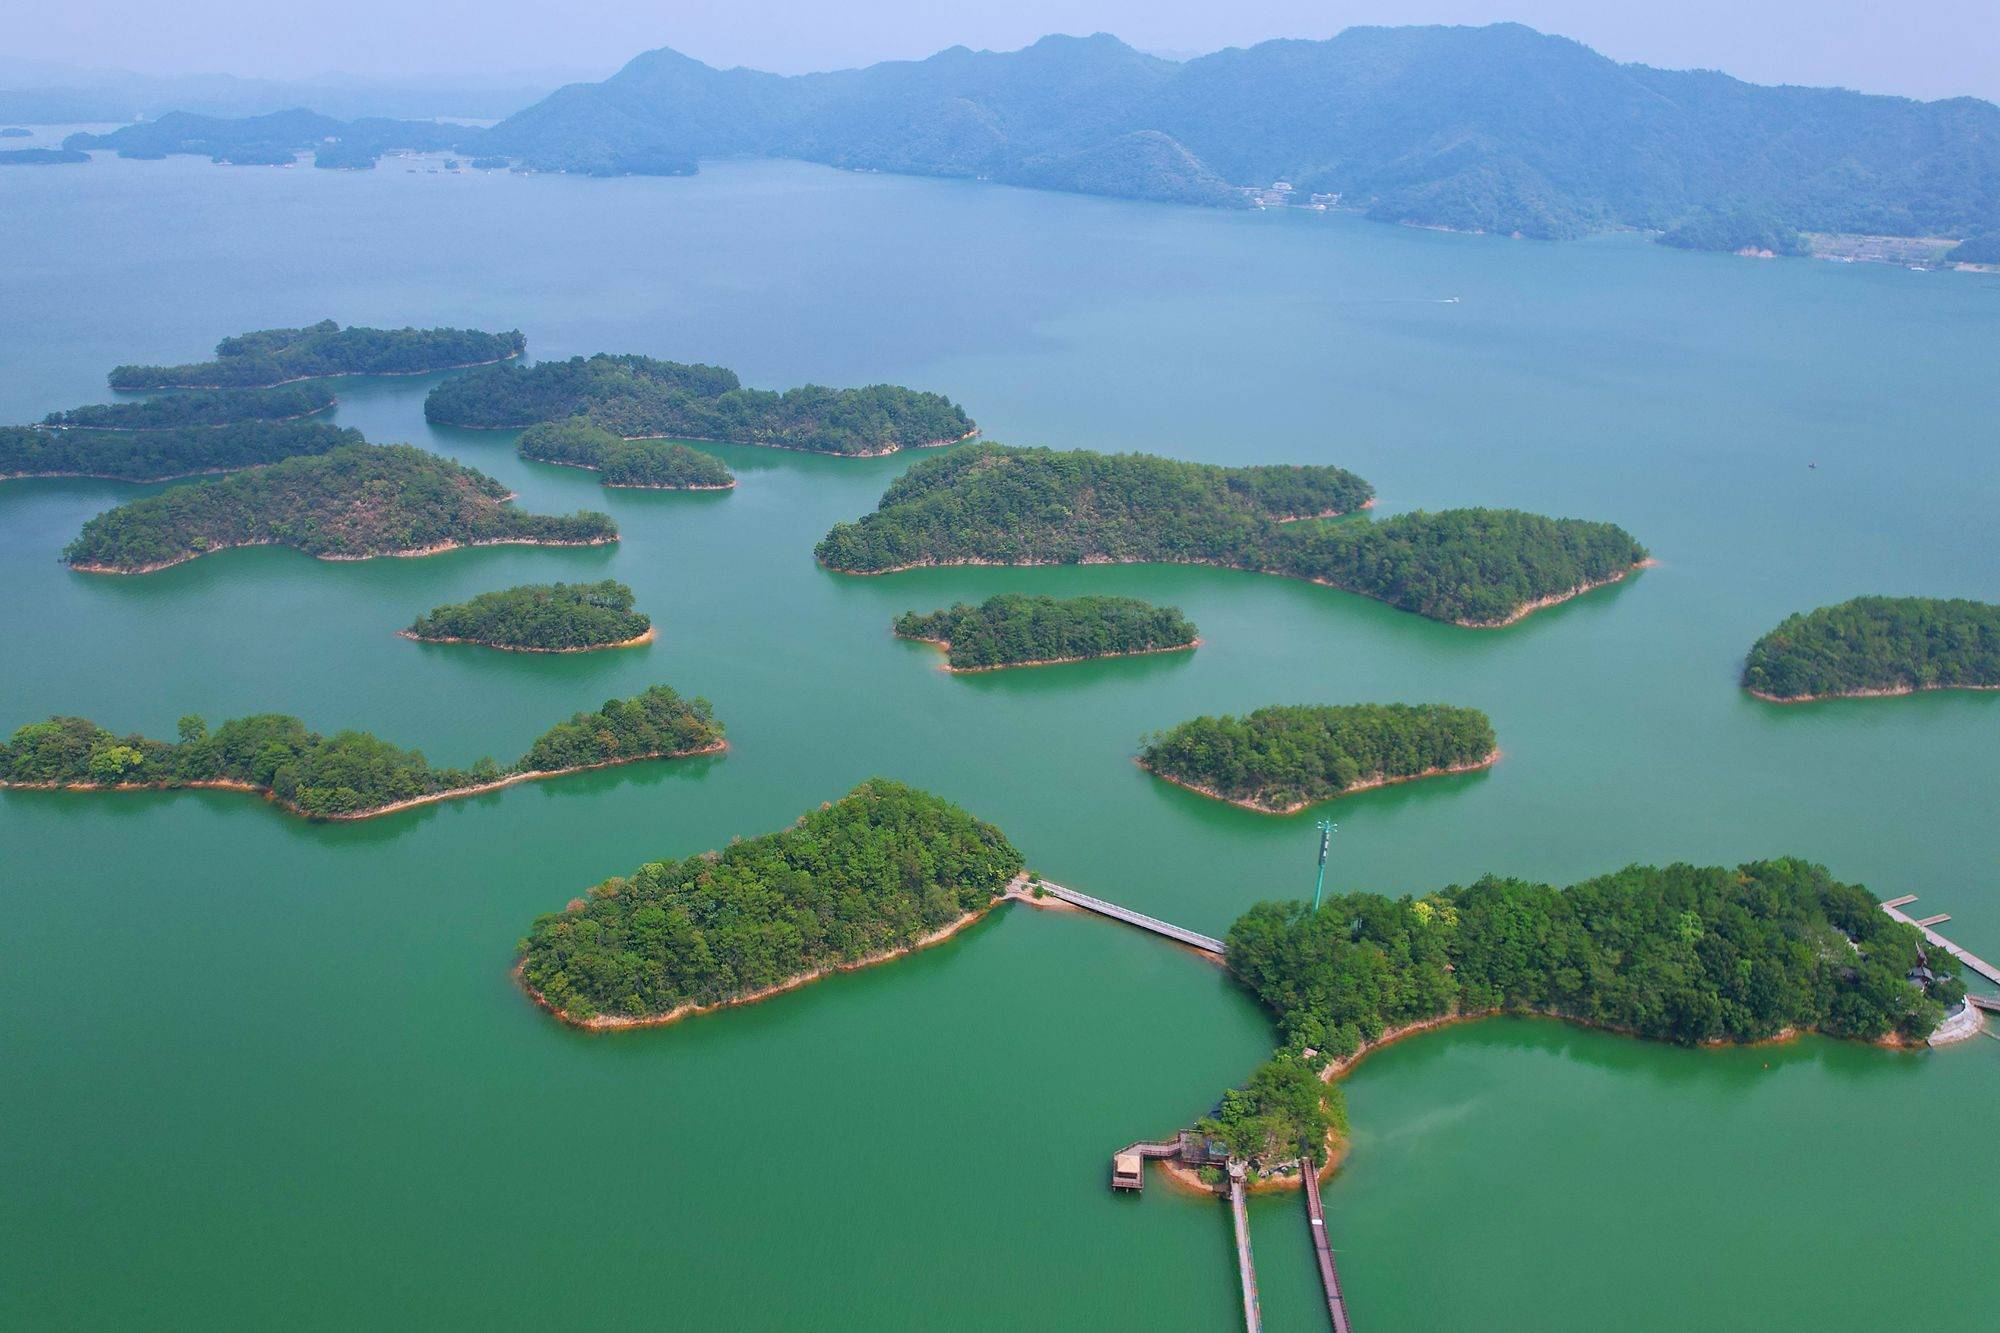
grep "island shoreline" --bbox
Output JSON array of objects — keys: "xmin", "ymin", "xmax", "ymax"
[
  {"xmin": 899, "ymin": 632, "xmax": 1202, "ymax": 673},
  {"xmin": 1136, "ymin": 748, "xmax": 1502, "ymax": 815},
  {"xmin": 397, "ymin": 625, "xmax": 657, "ymax": 653},
  {"xmin": 114, "ymin": 350, "xmax": 521, "ymax": 392},
  {"xmin": 1747, "ymin": 682, "xmax": 2000, "ymax": 704},
  {"xmin": 68, "ymin": 533, "xmax": 618, "ymax": 575}
]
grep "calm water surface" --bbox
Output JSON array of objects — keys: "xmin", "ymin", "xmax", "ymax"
[{"xmin": 1, "ymin": 154, "xmax": 1996, "ymax": 1329}]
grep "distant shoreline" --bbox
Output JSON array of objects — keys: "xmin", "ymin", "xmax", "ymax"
[
  {"xmin": 67, "ymin": 532, "xmax": 617, "ymax": 575},
  {"xmin": 1747, "ymin": 680, "xmax": 2000, "ymax": 704},
  {"xmin": 112, "ymin": 350, "xmax": 521, "ymax": 392},
  {"xmin": 397, "ymin": 624, "xmax": 657, "ymax": 653},
  {"xmin": 460, "ymin": 422, "xmax": 981, "ymax": 457}
]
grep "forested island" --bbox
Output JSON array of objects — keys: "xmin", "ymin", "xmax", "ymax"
[
  {"xmin": 0, "ymin": 685, "xmax": 722, "ymax": 820},
  {"xmin": 1742, "ymin": 596, "xmax": 2000, "ymax": 701},
  {"xmin": 518, "ymin": 418, "xmax": 734, "ymax": 489},
  {"xmin": 424, "ymin": 352, "xmax": 975, "ymax": 456},
  {"xmin": 61, "ymin": 444, "xmax": 616, "ymax": 572},
  {"xmin": 517, "ymin": 779, "xmax": 1023, "ymax": 1026},
  {"xmin": 1139, "ymin": 703, "xmax": 1498, "ymax": 813},
  {"xmin": 41, "ymin": 384, "xmax": 336, "ymax": 430},
  {"xmin": 815, "ymin": 444, "xmax": 1646, "ymax": 626},
  {"xmin": 0, "ymin": 421, "xmax": 360, "ymax": 483},
  {"xmin": 895, "ymin": 594, "xmax": 1198, "ymax": 671},
  {"xmin": 109, "ymin": 321, "xmax": 524, "ymax": 390},
  {"xmin": 1193, "ymin": 857, "xmax": 1963, "ymax": 1178},
  {"xmin": 404, "ymin": 580, "xmax": 654, "ymax": 652},
  {"xmin": 0, "ymin": 147, "xmax": 88, "ymax": 166}
]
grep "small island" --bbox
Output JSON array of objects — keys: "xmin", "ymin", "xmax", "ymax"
[
  {"xmin": 517, "ymin": 778, "xmax": 1023, "ymax": 1027},
  {"xmin": 425, "ymin": 352, "xmax": 976, "ymax": 456},
  {"xmin": 41, "ymin": 384, "xmax": 337, "ymax": 430},
  {"xmin": 1169, "ymin": 857, "xmax": 1964, "ymax": 1191},
  {"xmin": 0, "ymin": 147, "xmax": 87, "ymax": 165},
  {"xmin": 1138, "ymin": 702, "xmax": 1498, "ymax": 813},
  {"xmin": 0, "ymin": 685, "xmax": 722, "ymax": 820},
  {"xmin": 895, "ymin": 593, "xmax": 1199, "ymax": 671},
  {"xmin": 1743, "ymin": 596, "xmax": 2000, "ymax": 701},
  {"xmin": 108, "ymin": 320, "xmax": 525, "ymax": 390},
  {"xmin": 404, "ymin": 580, "xmax": 654, "ymax": 652},
  {"xmin": 814, "ymin": 444, "xmax": 1648, "ymax": 626},
  {"xmin": 518, "ymin": 417, "xmax": 734, "ymax": 489},
  {"xmin": 1, "ymin": 420, "xmax": 360, "ymax": 483},
  {"xmin": 61, "ymin": 443, "xmax": 616, "ymax": 572}
]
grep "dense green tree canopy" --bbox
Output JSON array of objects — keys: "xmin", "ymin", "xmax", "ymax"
[
  {"xmin": 517, "ymin": 417, "xmax": 734, "ymax": 489},
  {"xmin": 109, "ymin": 320, "xmax": 524, "ymax": 389},
  {"xmin": 406, "ymin": 580, "xmax": 652, "ymax": 651},
  {"xmin": 895, "ymin": 594, "xmax": 1197, "ymax": 669},
  {"xmin": 40, "ymin": 383, "xmax": 337, "ymax": 430},
  {"xmin": 61, "ymin": 444, "xmax": 616, "ymax": 571},
  {"xmin": 819, "ymin": 445, "xmax": 1642, "ymax": 625},
  {"xmin": 426, "ymin": 353, "xmax": 974, "ymax": 456},
  {"xmin": 0, "ymin": 421, "xmax": 360, "ymax": 483},
  {"xmin": 1743, "ymin": 596, "xmax": 2000, "ymax": 700},
  {"xmin": 1225, "ymin": 858, "xmax": 1960, "ymax": 1060},
  {"xmin": 517, "ymin": 779, "xmax": 1023, "ymax": 1021},
  {"xmin": 0, "ymin": 685, "xmax": 720, "ymax": 820},
  {"xmin": 1198, "ymin": 1056, "xmax": 1348, "ymax": 1169},
  {"xmin": 1139, "ymin": 703, "xmax": 1497, "ymax": 812}
]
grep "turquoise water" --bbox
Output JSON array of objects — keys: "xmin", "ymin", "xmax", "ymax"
[{"xmin": 1, "ymin": 153, "xmax": 1996, "ymax": 1328}]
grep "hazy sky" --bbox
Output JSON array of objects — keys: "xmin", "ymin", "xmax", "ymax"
[{"xmin": 7, "ymin": 0, "xmax": 1997, "ymax": 103}]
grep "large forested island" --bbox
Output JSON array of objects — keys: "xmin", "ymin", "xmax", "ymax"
[
  {"xmin": 41, "ymin": 384, "xmax": 336, "ymax": 430},
  {"xmin": 895, "ymin": 594, "xmax": 1198, "ymax": 671},
  {"xmin": 0, "ymin": 421, "xmax": 360, "ymax": 483},
  {"xmin": 61, "ymin": 444, "xmax": 616, "ymax": 572},
  {"xmin": 1139, "ymin": 703, "xmax": 1498, "ymax": 813},
  {"xmin": 815, "ymin": 444, "xmax": 1645, "ymax": 626},
  {"xmin": 1742, "ymin": 596, "xmax": 2000, "ymax": 701},
  {"xmin": 0, "ymin": 685, "xmax": 722, "ymax": 820},
  {"xmin": 517, "ymin": 418, "xmax": 734, "ymax": 489},
  {"xmin": 109, "ymin": 321, "xmax": 525, "ymax": 390},
  {"xmin": 517, "ymin": 779, "xmax": 1023, "ymax": 1026},
  {"xmin": 404, "ymin": 580, "xmax": 654, "ymax": 652},
  {"xmin": 424, "ymin": 352, "xmax": 975, "ymax": 456},
  {"xmin": 1193, "ymin": 857, "xmax": 1964, "ymax": 1178}
]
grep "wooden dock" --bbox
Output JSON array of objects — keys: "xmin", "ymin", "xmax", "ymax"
[
  {"xmin": 1016, "ymin": 878, "xmax": 1226, "ymax": 957},
  {"xmin": 1301, "ymin": 1161, "xmax": 1354, "ymax": 1333},
  {"xmin": 1879, "ymin": 896, "xmax": 2000, "ymax": 988},
  {"xmin": 1229, "ymin": 1164, "xmax": 1261, "ymax": 1332}
]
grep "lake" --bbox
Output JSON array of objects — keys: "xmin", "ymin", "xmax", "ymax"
[{"xmin": 1, "ymin": 151, "xmax": 1996, "ymax": 1329}]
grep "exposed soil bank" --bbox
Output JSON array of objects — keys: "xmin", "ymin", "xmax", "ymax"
[
  {"xmin": 1747, "ymin": 682, "xmax": 2000, "ymax": 704},
  {"xmin": 899, "ymin": 633, "xmax": 1201, "ymax": 673},
  {"xmin": 1137, "ymin": 748, "xmax": 1502, "ymax": 815},
  {"xmin": 397, "ymin": 625, "xmax": 656, "ymax": 653},
  {"xmin": 68, "ymin": 533, "xmax": 617, "ymax": 575}
]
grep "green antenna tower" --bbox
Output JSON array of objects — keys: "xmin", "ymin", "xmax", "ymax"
[{"xmin": 1312, "ymin": 819, "xmax": 1337, "ymax": 911}]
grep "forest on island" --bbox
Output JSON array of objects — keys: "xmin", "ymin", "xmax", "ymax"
[
  {"xmin": 517, "ymin": 779, "xmax": 1023, "ymax": 1022},
  {"xmin": 1742, "ymin": 596, "xmax": 2000, "ymax": 700},
  {"xmin": 41, "ymin": 383, "xmax": 337, "ymax": 430},
  {"xmin": 61, "ymin": 444, "xmax": 615, "ymax": 570},
  {"xmin": 0, "ymin": 421, "xmax": 360, "ymax": 482},
  {"xmin": 895, "ymin": 593, "xmax": 1198, "ymax": 669},
  {"xmin": 407, "ymin": 580, "xmax": 652, "ymax": 651},
  {"xmin": 1139, "ymin": 703, "xmax": 1497, "ymax": 812},
  {"xmin": 0, "ymin": 685, "xmax": 720, "ymax": 819},
  {"xmin": 425, "ymin": 352, "xmax": 974, "ymax": 456},
  {"xmin": 109, "ymin": 321, "xmax": 524, "ymax": 389},
  {"xmin": 815, "ymin": 444, "xmax": 1643, "ymax": 625},
  {"xmin": 518, "ymin": 417, "xmax": 734, "ymax": 488}
]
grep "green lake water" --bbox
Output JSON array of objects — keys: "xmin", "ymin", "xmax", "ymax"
[{"xmin": 1, "ymin": 153, "xmax": 1996, "ymax": 1329}]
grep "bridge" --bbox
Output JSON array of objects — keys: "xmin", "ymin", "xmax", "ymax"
[
  {"xmin": 1008, "ymin": 876, "xmax": 1226, "ymax": 957},
  {"xmin": 1301, "ymin": 1161, "xmax": 1354, "ymax": 1333},
  {"xmin": 1228, "ymin": 1163, "xmax": 1262, "ymax": 1332},
  {"xmin": 1879, "ymin": 896, "xmax": 2000, "ymax": 988}
]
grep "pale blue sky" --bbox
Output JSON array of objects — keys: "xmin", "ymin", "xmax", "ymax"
[{"xmin": 5, "ymin": 0, "xmax": 1996, "ymax": 103}]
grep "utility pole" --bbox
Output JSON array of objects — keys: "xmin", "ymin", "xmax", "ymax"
[{"xmin": 1312, "ymin": 819, "xmax": 1337, "ymax": 912}]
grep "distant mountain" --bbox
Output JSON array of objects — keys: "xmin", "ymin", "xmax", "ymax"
[{"xmin": 482, "ymin": 25, "xmax": 2000, "ymax": 244}]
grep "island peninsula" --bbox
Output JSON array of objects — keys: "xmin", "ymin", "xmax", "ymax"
[
  {"xmin": 61, "ymin": 444, "xmax": 616, "ymax": 572},
  {"xmin": 518, "ymin": 418, "xmax": 734, "ymax": 489},
  {"xmin": 814, "ymin": 444, "xmax": 1648, "ymax": 626},
  {"xmin": 404, "ymin": 580, "xmax": 655, "ymax": 652},
  {"xmin": 1, "ymin": 420, "xmax": 361, "ymax": 483},
  {"xmin": 109, "ymin": 320, "xmax": 524, "ymax": 390},
  {"xmin": 895, "ymin": 594, "xmax": 1198, "ymax": 670},
  {"xmin": 1743, "ymin": 596, "xmax": 2000, "ymax": 701},
  {"xmin": 0, "ymin": 685, "xmax": 722, "ymax": 820}
]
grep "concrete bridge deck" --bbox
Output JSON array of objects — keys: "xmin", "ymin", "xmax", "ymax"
[{"xmin": 1009, "ymin": 876, "xmax": 1226, "ymax": 957}]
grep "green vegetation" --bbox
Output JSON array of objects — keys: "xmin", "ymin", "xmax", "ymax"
[
  {"xmin": 1225, "ymin": 858, "xmax": 1962, "ymax": 1063},
  {"xmin": 406, "ymin": 580, "xmax": 652, "ymax": 651},
  {"xmin": 1950, "ymin": 233, "xmax": 2000, "ymax": 264},
  {"xmin": 0, "ymin": 685, "xmax": 721, "ymax": 820},
  {"xmin": 1198, "ymin": 1057, "xmax": 1347, "ymax": 1169},
  {"xmin": 66, "ymin": 109, "xmax": 460, "ymax": 170},
  {"xmin": 518, "ymin": 417, "xmax": 734, "ymax": 489},
  {"xmin": 894, "ymin": 594, "xmax": 1197, "ymax": 670},
  {"xmin": 517, "ymin": 779, "xmax": 1023, "ymax": 1023},
  {"xmin": 61, "ymin": 443, "xmax": 615, "ymax": 571},
  {"xmin": 1658, "ymin": 209, "xmax": 1806, "ymax": 257},
  {"xmin": 816, "ymin": 444, "xmax": 1645, "ymax": 625},
  {"xmin": 41, "ymin": 383, "xmax": 336, "ymax": 430},
  {"xmin": 108, "ymin": 320, "xmax": 524, "ymax": 390},
  {"xmin": 0, "ymin": 421, "xmax": 360, "ymax": 482},
  {"xmin": 1139, "ymin": 703, "xmax": 1497, "ymax": 812},
  {"xmin": 426, "ymin": 353, "xmax": 974, "ymax": 455},
  {"xmin": 0, "ymin": 147, "xmax": 88, "ymax": 165},
  {"xmin": 1742, "ymin": 596, "xmax": 2000, "ymax": 701}
]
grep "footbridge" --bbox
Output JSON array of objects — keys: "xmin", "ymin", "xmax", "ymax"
[
  {"xmin": 1008, "ymin": 876, "xmax": 1226, "ymax": 957},
  {"xmin": 1880, "ymin": 896, "xmax": 2000, "ymax": 988}
]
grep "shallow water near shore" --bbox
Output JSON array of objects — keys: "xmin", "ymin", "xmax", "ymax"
[{"xmin": 1, "ymin": 153, "xmax": 1997, "ymax": 1329}]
